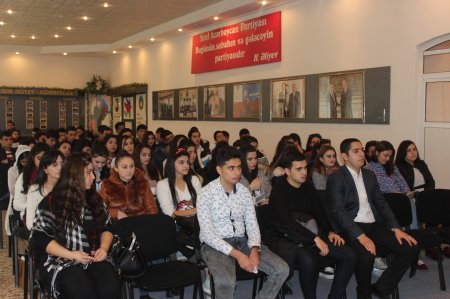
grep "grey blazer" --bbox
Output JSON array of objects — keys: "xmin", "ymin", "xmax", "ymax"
[{"xmin": 326, "ymin": 166, "xmax": 399, "ymax": 240}]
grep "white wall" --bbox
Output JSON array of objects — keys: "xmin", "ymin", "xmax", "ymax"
[
  {"xmin": 107, "ymin": 0, "xmax": 450, "ymax": 176},
  {"xmin": 0, "ymin": 47, "xmax": 109, "ymax": 88}
]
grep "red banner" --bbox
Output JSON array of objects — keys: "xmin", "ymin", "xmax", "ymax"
[{"xmin": 191, "ymin": 11, "xmax": 281, "ymax": 74}]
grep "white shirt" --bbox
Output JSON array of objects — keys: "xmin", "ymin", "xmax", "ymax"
[
  {"xmin": 197, "ymin": 178, "xmax": 261, "ymax": 255},
  {"xmin": 26, "ymin": 184, "xmax": 48, "ymax": 230},
  {"xmin": 346, "ymin": 165, "xmax": 375, "ymax": 223},
  {"xmin": 156, "ymin": 176, "xmax": 201, "ymax": 216}
]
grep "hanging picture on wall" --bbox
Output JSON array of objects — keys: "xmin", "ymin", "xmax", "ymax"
[
  {"xmin": 319, "ymin": 71, "xmax": 364, "ymax": 119},
  {"xmin": 87, "ymin": 94, "xmax": 112, "ymax": 134},
  {"xmin": 232, "ymin": 82, "xmax": 261, "ymax": 120},
  {"xmin": 271, "ymin": 77, "xmax": 306, "ymax": 119},
  {"xmin": 25, "ymin": 100, "xmax": 34, "ymax": 129},
  {"xmin": 112, "ymin": 96, "xmax": 122, "ymax": 126},
  {"xmin": 178, "ymin": 88, "xmax": 198, "ymax": 119},
  {"xmin": 39, "ymin": 100, "xmax": 47, "ymax": 129},
  {"xmin": 135, "ymin": 94, "xmax": 147, "ymax": 125},
  {"xmin": 72, "ymin": 100, "xmax": 80, "ymax": 126},
  {"xmin": 123, "ymin": 96, "xmax": 134, "ymax": 120},
  {"xmin": 158, "ymin": 91, "xmax": 175, "ymax": 119},
  {"xmin": 203, "ymin": 85, "xmax": 226, "ymax": 119}
]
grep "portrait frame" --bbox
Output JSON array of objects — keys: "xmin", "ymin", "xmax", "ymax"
[
  {"xmin": 232, "ymin": 81, "xmax": 261, "ymax": 121},
  {"xmin": 157, "ymin": 90, "xmax": 175, "ymax": 120},
  {"xmin": 318, "ymin": 71, "xmax": 365, "ymax": 119},
  {"xmin": 203, "ymin": 85, "xmax": 226, "ymax": 120},
  {"xmin": 178, "ymin": 88, "xmax": 198, "ymax": 120},
  {"xmin": 122, "ymin": 96, "xmax": 134, "ymax": 120},
  {"xmin": 270, "ymin": 77, "xmax": 306, "ymax": 121}
]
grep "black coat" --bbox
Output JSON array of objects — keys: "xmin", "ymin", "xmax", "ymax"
[{"xmin": 396, "ymin": 160, "xmax": 435, "ymax": 191}]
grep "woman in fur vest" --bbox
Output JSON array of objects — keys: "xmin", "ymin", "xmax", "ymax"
[{"xmin": 99, "ymin": 151, "xmax": 158, "ymax": 219}]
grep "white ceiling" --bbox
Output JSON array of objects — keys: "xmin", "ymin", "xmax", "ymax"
[{"xmin": 0, "ymin": 0, "xmax": 291, "ymax": 55}]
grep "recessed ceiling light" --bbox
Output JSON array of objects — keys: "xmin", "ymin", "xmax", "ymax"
[
  {"xmin": 261, "ymin": 1, "xmax": 267, "ymax": 5},
  {"xmin": 103, "ymin": 3, "xmax": 109, "ymax": 8},
  {"xmin": 10, "ymin": 34, "xmax": 15, "ymax": 38},
  {"xmin": 31, "ymin": 35, "xmax": 36, "ymax": 39},
  {"xmin": 213, "ymin": 16, "xmax": 219, "ymax": 21},
  {"xmin": 0, "ymin": 21, "xmax": 5, "ymax": 26},
  {"xmin": 66, "ymin": 26, "xmax": 72, "ymax": 31},
  {"xmin": 54, "ymin": 34, "xmax": 59, "ymax": 38},
  {"xmin": 150, "ymin": 37, "xmax": 155, "ymax": 42},
  {"xmin": 112, "ymin": 50, "xmax": 117, "ymax": 54},
  {"xmin": 7, "ymin": 10, "xmax": 13, "ymax": 15},
  {"xmin": 178, "ymin": 28, "xmax": 183, "ymax": 32},
  {"xmin": 82, "ymin": 16, "xmax": 88, "ymax": 21},
  {"xmin": 63, "ymin": 52, "xmax": 67, "ymax": 56},
  {"xmin": 15, "ymin": 52, "xmax": 19, "ymax": 55},
  {"xmin": 128, "ymin": 45, "xmax": 133, "ymax": 49}
]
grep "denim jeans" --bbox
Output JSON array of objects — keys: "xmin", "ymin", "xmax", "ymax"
[{"xmin": 201, "ymin": 237, "xmax": 289, "ymax": 299}]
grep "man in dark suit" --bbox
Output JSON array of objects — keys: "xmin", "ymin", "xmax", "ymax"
[
  {"xmin": 326, "ymin": 138, "xmax": 419, "ymax": 299},
  {"xmin": 340, "ymin": 78, "xmax": 352, "ymax": 118},
  {"xmin": 288, "ymin": 83, "xmax": 301, "ymax": 117}
]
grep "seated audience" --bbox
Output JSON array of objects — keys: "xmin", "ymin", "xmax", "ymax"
[
  {"xmin": 29, "ymin": 153, "xmax": 121, "ymax": 299},
  {"xmin": 99, "ymin": 151, "xmax": 158, "ymax": 219}
]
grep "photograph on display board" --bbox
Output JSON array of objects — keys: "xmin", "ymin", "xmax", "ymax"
[
  {"xmin": 113, "ymin": 96, "xmax": 122, "ymax": 124},
  {"xmin": 203, "ymin": 85, "xmax": 225, "ymax": 119},
  {"xmin": 232, "ymin": 82, "xmax": 261, "ymax": 119},
  {"xmin": 123, "ymin": 96, "xmax": 134, "ymax": 120},
  {"xmin": 135, "ymin": 94, "xmax": 147, "ymax": 125},
  {"xmin": 158, "ymin": 91, "xmax": 174, "ymax": 119},
  {"xmin": 271, "ymin": 77, "xmax": 306, "ymax": 119},
  {"xmin": 88, "ymin": 94, "xmax": 112, "ymax": 134},
  {"xmin": 178, "ymin": 88, "xmax": 197, "ymax": 119},
  {"xmin": 319, "ymin": 71, "xmax": 364, "ymax": 119}
]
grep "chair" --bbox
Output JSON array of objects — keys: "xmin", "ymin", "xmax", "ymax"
[
  {"xmin": 415, "ymin": 189, "xmax": 450, "ymax": 291},
  {"xmin": 116, "ymin": 214, "xmax": 204, "ymax": 299},
  {"xmin": 384, "ymin": 192, "xmax": 445, "ymax": 292}
]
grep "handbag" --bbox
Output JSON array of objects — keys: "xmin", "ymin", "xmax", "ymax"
[{"xmin": 113, "ymin": 232, "xmax": 146, "ymax": 279}]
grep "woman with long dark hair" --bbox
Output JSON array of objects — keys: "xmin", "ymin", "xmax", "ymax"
[
  {"xmin": 179, "ymin": 138, "xmax": 204, "ymax": 185},
  {"xmin": 103, "ymin": 134, "xmax": 118, "ymax": 168},
  {"xmin": 13, "ymin": 142, "xmax": 50, "ymax": 219},
  {"xmin": 99, "ymin": 151, "xmax": 158, "ymax": 219},
  {"xmin": 26, "ymin": 149, "xmax": 65, "ymax": 230},
  {"xmin": 239, "ymin": 145, "xmax": 271, "ymax": 205},
  {"xmin": 133, "ymin": 143, "xmax": 161, "ymax": 194},
  {"xmin": 29, "ymin": 153, "xmax": 121, "ymax": 299},
  {"xmin": 156, "ymin": 148, "xmax": 201, "ymax": 218},
  {"xmin": 395, "ymin": 140, "xmax": 435, "ymax": 191},
  {"xmin": 143, "ymin": 130, "xmax": 157, "ymax": 150}
]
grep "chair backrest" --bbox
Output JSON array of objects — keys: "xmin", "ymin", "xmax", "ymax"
[
  {"xmin": 116, "ymin": 214, "xmax": 179, "ymax": 260},
  {"xmin": 256, "ymin": 204, "xmax": 273, "ymax": 245},
  {"xmin": 383, "ymin": 193, "xmax": 413, "ymax": 227},
  {"xmin": 416, "ymin": 189, "xmax": 450, "ymax": 226}
]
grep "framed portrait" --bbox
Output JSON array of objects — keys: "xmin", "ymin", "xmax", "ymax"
[
  {"xmin": 271, "ymin": 77, "xmax": 306, "ymax": 120},
  {"xmin": 123, "ymin": 96, "xmax": 134, "ymax": 120},
  {"xmin": 158, "ymin": 91, "xmax": 175, "ymax": 119},
  {"xmin": 232, "ymin": 82, "xmax": 261, "ymax": 120},
  {"xmin": 203, "ymin": 85, "xmax": 226, "ymax": 119},
  {"xmin": 178, "ymin": 88, "xmax": 198, "ymax": 119},
  {"xmin": 112, "ymin": 96, "xmax": 122, "ymax": 125},
  {"xmin": 87, "ymin": 94, "xmax": 112, "ymax": 133},
  {"xmin": 135, "ymin": 94, "xmax": 147, "ymax": 125},
  {"xmin": 319, "ymin": 71, "xmax": 364, "ymax": 119}
]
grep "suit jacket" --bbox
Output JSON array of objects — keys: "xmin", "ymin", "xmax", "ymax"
[{"xmin": 326, "ymin": 166, "xmax": 399, "ymax": 240}]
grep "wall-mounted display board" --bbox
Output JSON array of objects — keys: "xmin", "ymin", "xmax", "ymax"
[
  {"xmin": 153, "ymin": 66, "xmax": 390, "ymax": 124},
  {"xmin": 107, "ymin": 84, "xmax": 148, "ymax": 132},
  {"xmin": 0, "ymin": 87, "xmax": 84, "ymax": 133}
]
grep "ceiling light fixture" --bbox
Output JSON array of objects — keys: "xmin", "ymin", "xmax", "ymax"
[
  {"xmin": 10, "ymin": 34, "xmax": 15, "ymax": 38},
  {"xmin": 66, "ymin": 26, "xmax": 72, "ymax": 31},
  {"xmin": 103, "ymin": 3, "xmax": 109, "ymax": 8},
  {"xmin": 7, "ymin": 10, "xmax": 13, "ymax": 14},
  {"xmin": 0, "ymin": 21, "xmax": 5, "ymax": 26},
  {"xmin": 261, "ymin": 1, "xmax": 267, "ymax": 5},
  {"xmin": 178, "ymin": 28, "xmax": 183, "ymax": 32},
  {"xmin": 83, "ymin": 16, "xmax": 88, "ymax": 21},
  {"xmin": 128, "ymin": 45, "xmax": 133, "ymax": 49},
  {"xmin": 15, "ymin": 52, "xmax": 19, "ymax": 55},
  {"xmin": 150, "ymin": 37, "xmax": 155, "ymax": 42},
  {"xmin": 113, "ymin": 50, "xmax": 117, "ymax": 54},
  {"xmin": 31, "ymin": 35, "xmax": 36, "ymax": 39},
  {"xmin": 54, "ymin": 34, "xmax": 59, "ymax": 38},
  {"xmin": 63, "ymin": 52, "xmax": 67, "ymax": 56},
  {"xmin": 213, "ymin": 16, "xmax": 219, "ymax": 21}
]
